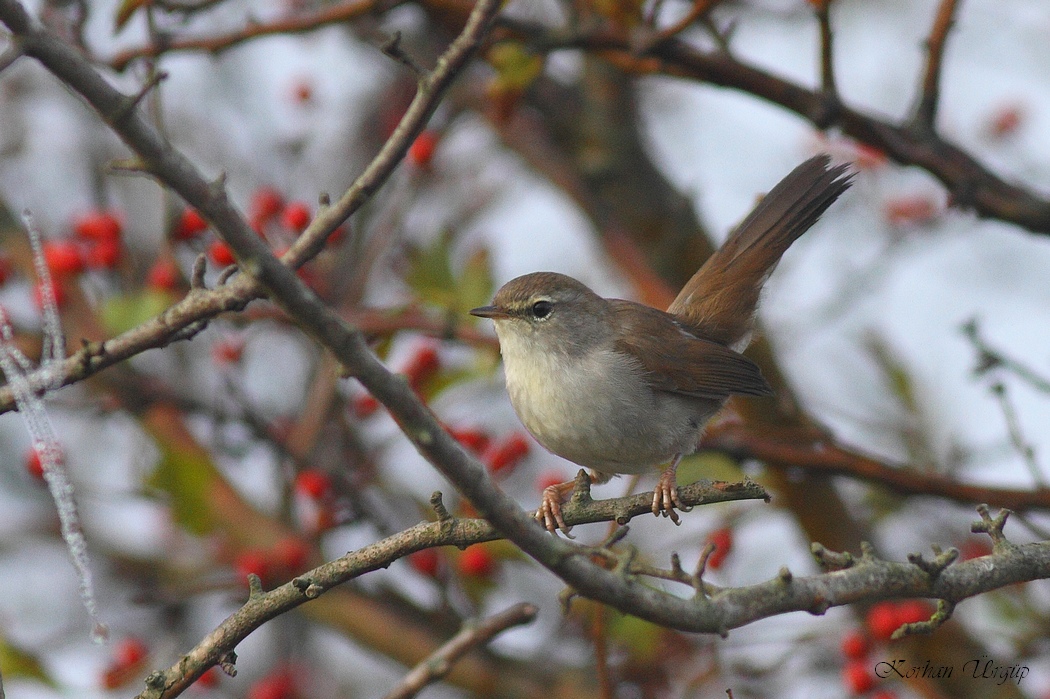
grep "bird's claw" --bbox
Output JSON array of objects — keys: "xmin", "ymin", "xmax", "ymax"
[
  {"xmin": 652, "ymin": 469, "xmax": 692, "ymax": 525},
  {"xmin": 536, "ymin": 482, "xmax": 575, "ymax": 538}
]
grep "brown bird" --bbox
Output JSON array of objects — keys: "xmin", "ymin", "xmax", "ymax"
[{"xmin": 471, "ymin": 156, "xmax": 853, "ymax": 534}]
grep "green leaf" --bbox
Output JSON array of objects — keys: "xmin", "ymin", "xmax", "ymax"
[
  {"xmin": 100, "ymin": 291, "xmax": 174, "ymax": 336},
  {"xmin": 404, "ymin": 235, "xmax": 457, "ymax": 309},
  {"xmin": 0, "ymin": 636, "xmax": 53, "ymax": 685},
  {"xmin": 404, "ymin": 236, "xmax": 493, "ymax": 316},
  {"xmin": 147, "ymin": 441, "xmax": 221, "ymax": 536}
]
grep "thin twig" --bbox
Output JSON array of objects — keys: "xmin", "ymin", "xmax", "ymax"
[
  {"xmin": 814, "ymin": 0, "xmax": 837, "ymax": 101},
  {"xmin": 634, "ymin": 0, "xmax": 722, "ymax": 53},
  {"xmin": 382, "ymin": 603, "xmax": 539, "ymax": 699},
  {"xmin": 989, "ymin": 381, "xmax": 1044, "ymax": 488},
  {"xmin": 913, "ymin": 0, "xmax": 960, "ymax": 130},
  {"xmin": 109, "ymin": 0, "xmax": 398, "ymax": 70}
]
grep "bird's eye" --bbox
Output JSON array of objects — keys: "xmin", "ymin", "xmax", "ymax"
[{"xmin": 531, "ymin": 300, "xmax": 553, "ymax": 319}]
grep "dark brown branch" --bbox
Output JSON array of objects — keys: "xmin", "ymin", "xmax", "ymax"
[
  {"xmin": 704, "ymin": 426, "xmax": 1050, "ymax": 512},
  {"xmin": 494, "ymin": 18, "xmax": 1050, "ymax": 234},
  {"xmin": 913, "ymin": 0, "xmax": 961, "ymax": 130},
  {"xmin": 813, "ymin": 0, "xmax": 837, "ymax": 103},
  {"xmin": 382, "ymin": 603, "xmax": 539, "ymax": 699},
  {"xmin": 109, "ymin": 0, "xmax": 396, "ymax": 71}
]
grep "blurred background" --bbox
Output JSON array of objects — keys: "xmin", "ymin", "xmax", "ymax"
[{"xmin": 1, "ymin": 0, "xmax": 1049, "ymax": 697}]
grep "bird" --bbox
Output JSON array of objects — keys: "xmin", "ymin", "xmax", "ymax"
[{"xmin": 471, "ymin": 155, "xmax": 853, "ymax": 534}]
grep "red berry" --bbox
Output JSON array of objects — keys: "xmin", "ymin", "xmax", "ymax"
[
  {"xmin": 291, "ymin": 80, "xmax": 313, "ymax": 105},
  {"xmin": 234, "ymin": 549, "xmax": 270, "ymax": 582},
  {"xmin": 146, "ymin": 259, "xmax": 181, "ymax": 292},
  {"xmin": 42, "ymin": 240, "xmax": 85, "ymax": 277},
  {"xmin": 482, "ymin": 432, "xmax": 531, "ymax": 474},
  {"xmin": 114, "ymin": 637, "xmax": 148, "ymax": 667},
  {"xmin": 458, "ymin": 544, "xmax": 496, "ymax": 579},
  {"xmin": 175, "ymin": 209, "xmax": 208, "ymax": 240},
  {"xmin": 408, "ymin": 130, "xmax": 439, "ymax": 168},
  {"xmin": 294, "ymin": 469, "xmax": 332, "ymax": 499},
  {"xmin": 84, "ymin": 238, "xmax": 122, "ymax": 270},
  {"xmin": 961, "ymin": 539, "xmax": 992, "ymax": 561},
  {"xmin": 25, "ymin": 447, "xmax": 45, "ymax": 481},
  {"xmin": 212, "ymin": 338, "xmax": 244, "ymax": 365},
  {"xmin": 194, "ymin": 668, "xmax": 220, "ymax": 688},
  {"xmin": 866, "ymin": 602, "xmax": 901, "ymax": 641},
  {"xmin": 842, "ymin": 660, "xmax": 875, "ymax": 694},
  {"xmin": 854, "ymin": 143, "xmax": 887, "ymax": 170},
  {"xmin": 536, "ymin": 471, "xmax": 567, "ymax": 493},
  {"xmin": 280, "ymin": 201, "xmax": 311, "ymax": 233},
  {"xmin": 403, "ymin": 345, "xmax": 440, "ymax": 389},
  {"xmin": 988, "ymin": 104, "xmax": 1024, "ymax": 138},
  {"xmin": 449, "ymin": 426, "xmax": 490, "ymax": 455},
  {"xmin": 250, "ymin": 187, "xmax": 285, "ymax": 224},
  {"xmin": 273, "ymin": 536, "xmax": 309, "ymax": 573},
  {"xmin": 207, "ymin": 240, "xmax": 236, "ymax": 266},
  {"xmin": 408, "ymin": 549, "xmax": 441, "ymax": 578},
  {"xmin": 33, "ymin": 280, "xmax": 65, "ymax": 310},
  {"xmin": 895, "ymin": 600, "xmax": 930, "ymax": 626},
  {"xmin": 840, "ymin": 630, "xmax": 871, "ymax": 660},
  {"xmin": 73, "ymin": 210, "xmax": 122, "ymax": 243},
  {"xmin": 351, "ymin": 393, "xmax": 379, "ymax": 418},
  {"xmin": 247, "ymin": 669, "xmax": 294, "ymax": 699},
  {"xmin": 706, "ymin": 527, "xmax": 733, "ymax": 570},
  {"xmin": 884, "ymin": 196, "xmax": 937, "ymax": 226}
]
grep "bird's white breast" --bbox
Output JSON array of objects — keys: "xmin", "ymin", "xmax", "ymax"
[{"xmin": 494, "ymin": 323, "xmax": 711, "ymax": 474}]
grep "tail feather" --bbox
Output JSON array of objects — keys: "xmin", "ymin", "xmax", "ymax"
[{"xmin": 668, "ymin": 155, "xmax": 853, "ymax": 346}]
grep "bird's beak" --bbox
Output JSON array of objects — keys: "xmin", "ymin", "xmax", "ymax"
[{"xmin": 470, "ymin": 305, "xmax": 510, "ymax": 320}]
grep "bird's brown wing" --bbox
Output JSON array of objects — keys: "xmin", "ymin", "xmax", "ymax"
[{"xmin": 611, "ymin": 300, "xmax": 771, "ymax": 400}]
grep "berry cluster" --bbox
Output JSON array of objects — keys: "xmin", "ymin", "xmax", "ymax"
[{"xmin": 839, "ymin": 600, "xmax": 933, "ymax": 696}]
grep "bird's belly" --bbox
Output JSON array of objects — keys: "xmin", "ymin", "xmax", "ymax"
[{"xmin": 503, "ymin": 349, "xmax": 718, "ymax": 474}]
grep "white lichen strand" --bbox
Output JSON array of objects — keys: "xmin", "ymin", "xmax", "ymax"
[{"xmin": 0, "ymin": 213, "xmax": 108, "ymax": 642}]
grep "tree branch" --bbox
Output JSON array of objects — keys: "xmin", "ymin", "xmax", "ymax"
[
  {"xmin": 382, "ymin": 603, "xmax": 539, "ymax": 699},
  {"xmin": 913, "ymin": 0, "xmax": 961, "ymax": 130},
  {"xmin": 705, "ymin": 426, "xmax": 1050, "ymax": 512},
  {"xmin": 109, "ymin": 0, "xmax": 396, "ymax": 71}
]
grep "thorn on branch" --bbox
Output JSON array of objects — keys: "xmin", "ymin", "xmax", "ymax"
[
  {"xmin": 218, "ymin": 651, "xmax": 237, "ymax": 677},
  {"xmin": 907, "ymin": 547, "xmax": 959, "ymax": 580},
  {"xmin": 380, "ymin": 31, "xmax": 427, "ymax": 78},
  {"xmin": 190, "ymin": 253, "xmax": 208, "ymax": 289},
  {"xmin": 110, "ymin": 70, "xmax": 169, "ymax": 124},
  {"xmin": 569, "ymin": 469, "xmax": 593, "ymax": 505},
  {"xmin": 778, "ymin": 566, "xmax": 793, "ymax": 584},
  {"xmin": 430, "ymin": 491, "xmax": 453, "ymax": 521},
  {"xmin": 246, "ymin": 573, "xmax": 264, "ymax": 598},
  {"xmin": 810, "ymin": 542, "xmax": 854, "ymax": 571},
  {"xmin": 216, "ymin": 264, "xmax": 239, "ymax": 285},
  {"xmin": 892, "ymin": 599, "xmax": 954, "ymax": 639},
  {"xmin": 972, "ymin": 504, "xmax": 1014, "ymax": 549}
]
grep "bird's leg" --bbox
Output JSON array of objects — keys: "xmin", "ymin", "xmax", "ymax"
[
  {"xmin": 536, "ymin": 470, "xmax": 611, "ymax": 536},
  {"xmin": 653, "ymin": 454, "xmax": 692, "ymax": 524}
]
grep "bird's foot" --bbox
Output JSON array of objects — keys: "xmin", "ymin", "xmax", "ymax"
[
  {"xmin": 536, "ymin": 479, "xmax": 578, "ymax": 537},
  {"xmin": 652, "ymin": 456, "xmax": 692, "ymax": 525}
]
